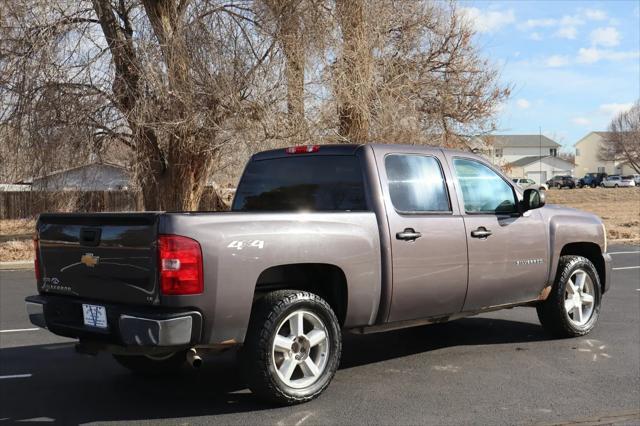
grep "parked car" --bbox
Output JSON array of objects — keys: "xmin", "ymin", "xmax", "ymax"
[
  {"xmin": 577, "ymin": 173, "xmax": 608, "ymax": 188},
  {"xmin": 512, "ymin": 178, "xmax": 548, "ymax": 191},
  {"xmin": 26, "ymin": 144, "xmax": 612, "ymax": 404},
  {"xmin": 546, "ymin": 175, "xmax": 576, "ymax": 189},
  {"xmin": 630, "ymin": 174, "xmax": 640, "ymax": 185},
  {"xmin": 601, "ymin": 175, "xmax": 636, "ymax": 188}
]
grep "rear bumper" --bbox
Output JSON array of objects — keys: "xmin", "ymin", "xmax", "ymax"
[
  {"xmin": 25, "ymin": 295, "xmax": 202, "ymax": 348},
  {"xmin": 603, "ymin": 252, "xmax": 613, "ymax": 293}
]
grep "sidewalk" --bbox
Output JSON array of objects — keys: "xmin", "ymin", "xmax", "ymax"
[{"xmin": 0, "ymin": 261, "xmax": 33, "ymax": 271}]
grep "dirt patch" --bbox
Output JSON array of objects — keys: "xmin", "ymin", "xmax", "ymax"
[{"xmin": 545, "ymin": 187, "xmax": 640, "ymax": 241}]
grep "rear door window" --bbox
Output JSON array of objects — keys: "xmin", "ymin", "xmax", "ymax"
[{"xmin": 384, "ymin": 154, "xmax": 450, "ymax": 213}]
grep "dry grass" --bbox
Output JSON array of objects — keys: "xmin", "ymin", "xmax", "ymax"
[
  {"xmin": 546, "ymin": 187, "xmax": 640, "ymax": 241},
  {"xmin": 0, "ymin": 219, "xmax": 36, "ymax": 236},
  {"xmin": 0, "ymin": 239, "xmax": 33, "ymax": 261}
]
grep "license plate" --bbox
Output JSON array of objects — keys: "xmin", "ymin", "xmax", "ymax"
[{"xmin": 82, "ymin": 304, "xmax": 108, "ymax": 329}]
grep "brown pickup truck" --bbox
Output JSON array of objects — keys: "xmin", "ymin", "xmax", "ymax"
[{"xmin": 26, "ymin": 144, "xmax": 612, "ymax": 404}]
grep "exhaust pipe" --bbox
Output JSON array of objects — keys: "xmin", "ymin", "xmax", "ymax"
[{"xmin": 186, "ymin": 348, "xmax": 202, "ymax": 369}]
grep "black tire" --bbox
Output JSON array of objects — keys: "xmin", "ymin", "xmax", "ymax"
[
  {"xmin": 556, "ymin": 183, "xmax": 562, "ymax": 189},
  {"xmin": 590, "ymin": 183, "xmax": 596, "ymax": 188},
  {"xmin": 113, "ymin": 351, "xmax": 187, "ymax": 376},
  {"xmin": 614, "ymin": 184, "xmax": 619, "ymax": 188},
  {"xmin": 537, "ymin": 255, "xmax": 601, "ymax": 338},
  {"xmin": 241, "ymin": 290, "xmax": 342, "ymax": 405}
]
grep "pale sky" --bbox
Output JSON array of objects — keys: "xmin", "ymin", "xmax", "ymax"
[{"xmin": 460, "ymin": 0, "xmax": 640, "ymax": 152}]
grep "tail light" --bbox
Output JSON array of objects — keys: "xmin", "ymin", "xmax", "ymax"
[
  {"xmin": 158, "ymin": 235, "xmax": 203, "ymax": 295},
  {"xmin": 33, "ymin": 238, "xmax": 41, "ymax": 282},
  {"xmin": 285, "ymin": 145, "xmax": 320, "ymax": 154}
]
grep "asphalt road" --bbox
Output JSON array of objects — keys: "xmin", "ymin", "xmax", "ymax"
[{"xmin": 1, "ymin": 245, "xmax": 639, "ymax": 425}]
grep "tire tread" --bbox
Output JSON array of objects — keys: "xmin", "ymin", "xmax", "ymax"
[
  {"xmin": 537, "ymin": 255, "xmax": 601, "ymax": 338},
  {"xmin": 241, "ymin": 290, "xmax": 341, "ymax": 405}
]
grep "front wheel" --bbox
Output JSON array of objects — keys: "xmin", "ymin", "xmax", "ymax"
[
  {"xmin": 113, "ymin": 351, "xmax": 188, "ymax": 376},
  {"xmin": 241, "ymin": 290, "xmax": 342, "ymax": 405},
  {"xmin": 537, "ymin": 256, "xmax": 601, "ymax": 337}
]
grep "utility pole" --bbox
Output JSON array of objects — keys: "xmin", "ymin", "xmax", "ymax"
[{"xmin": 539, "ymin": 126, "xmax": 542, "ymax": 183}]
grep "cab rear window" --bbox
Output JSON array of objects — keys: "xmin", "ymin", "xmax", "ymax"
[{"xmin": 232, "ymin": 156, "xmax": 368, "ymax": 212}]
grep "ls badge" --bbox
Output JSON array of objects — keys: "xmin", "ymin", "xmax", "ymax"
[{"xmin": 81, "ymin": 253, "xmax": 100, "ymax": 268}]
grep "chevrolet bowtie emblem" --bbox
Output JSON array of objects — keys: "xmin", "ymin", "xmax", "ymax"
[{"xmin": 81, "ymin": 253, "xmax": 100, "ymax": 267}]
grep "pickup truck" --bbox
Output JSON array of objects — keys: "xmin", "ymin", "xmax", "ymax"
[{"xmin": 26, "ymin": 144, "xmax": 612, "ymax": 404}]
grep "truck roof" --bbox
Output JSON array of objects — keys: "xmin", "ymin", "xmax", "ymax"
[{"xmin": 251, "ymin": 143, "xmax": 474, "ymax": 161}]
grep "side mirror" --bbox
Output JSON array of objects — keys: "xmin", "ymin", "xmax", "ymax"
[{"xmin": 522, "ymin": 188, "xmax": 546, "ymax": 211}]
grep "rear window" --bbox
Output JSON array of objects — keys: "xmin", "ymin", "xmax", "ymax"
[{"xmin": 232, "ymin": 155, "xmax": 368, "ymax": 212}]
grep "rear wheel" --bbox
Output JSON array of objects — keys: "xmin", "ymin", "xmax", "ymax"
[
  {"xmin": 556, "ymin": 183, "xmax": 562, "ymax": 189},
  {"xmin": 537, "ymin": 256, "xmax": 601, "ymax": 337},
  {"xmin": 241, "ymin": 290, "xmax": 341, "ymax": 405},
  {"xmin": 614, "ymin": 184, "xmax": 619, "ymax": 188},
  {"xmin": 113, "ymin": 351, "xmax": 187, "ymax": 376}
]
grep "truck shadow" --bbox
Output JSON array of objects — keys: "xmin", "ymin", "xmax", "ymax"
[
  {"xmin": 341, "ymin": 315, "xmax": 551, "ymax": 369},
  {"xmin": 0, "ymin": 316, "xmax": 552, "ymax": 423}
]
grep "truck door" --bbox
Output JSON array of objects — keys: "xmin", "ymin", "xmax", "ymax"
[
  {"xmin": 375, "ymin": 150, "xmax": 468, "ymax": 322},
  {"xmin": 447, "ymin": 156, "xmax": 549, "ymax": 311}
]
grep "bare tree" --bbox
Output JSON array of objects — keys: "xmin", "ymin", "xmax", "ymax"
[
  {"xmin": 330, "ymin": 1, "xmax": 509, "ymax": 146},
  {"xmin": 600, "ymin": 101, "xmax": 640, "ymax": 173},
  {"xmin": 1, "ymin": 0, "xmax": 510, "ymax": 209},
  {"xmin": 334, "ymin": 0, "xmax": 371, "ymax": 143},
  {"xmin": 1, "ymin": 1, "xmax": 274, "ymax": 210}
]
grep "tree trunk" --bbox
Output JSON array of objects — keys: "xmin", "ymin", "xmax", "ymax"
[
  {"xmin": 336, "ymin": 0, "xmax": 371, "ymax": 143},
  {"xmin": 266, "ymin": 0, "xmax": 306, "ymax": 139}
]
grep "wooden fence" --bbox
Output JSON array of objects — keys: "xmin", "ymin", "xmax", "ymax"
[{"xmin": 0, "ymin": 190, "xmax": 232, "ymax": 219}]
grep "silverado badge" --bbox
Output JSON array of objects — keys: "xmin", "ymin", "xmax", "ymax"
[{"xmin": 81, "ymin": 253, "xmax": 100, "ymax": 267}]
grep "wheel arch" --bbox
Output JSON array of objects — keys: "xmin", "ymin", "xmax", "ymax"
[
  {"xmin": 254, "ymin": 263, "xmax": 348, "ymax": 326},
  {"xmin": 558, "ymin": 242, "xmax": 605, "ymax": 292}
]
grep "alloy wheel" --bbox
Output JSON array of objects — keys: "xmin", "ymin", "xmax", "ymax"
[
  {"xmin": 564, "ymin": 269, "xmax": 596, "ymax": 326},
  {"xmin": 272, "ymin": 310, "xmax": 330, "ymax": 389}
]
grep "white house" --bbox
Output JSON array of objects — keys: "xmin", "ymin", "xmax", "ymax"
[
  {"xmin": 30, "ymin": 162, "xmax": 131, "ymax": 191},
  {"xmin": 471, "ymin": 134, "xmax": 561, "ymax": 165},
  {"xmin": 574, "ymin": 131, "xmax": 636, "ymax": 176},
  {"xmin": 507, "ymin": 156, "xmax": 575, "ymax": 184},
  {"xmin": 467, "ymin": 134, "xmax": 569, "ymax": 183}
]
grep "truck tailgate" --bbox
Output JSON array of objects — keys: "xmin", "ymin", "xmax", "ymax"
[{"xmin": 37, "ymin": 213, "xmax": 161, "ymax": 305}]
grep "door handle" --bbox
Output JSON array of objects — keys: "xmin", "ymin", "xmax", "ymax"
[
  {"xmin": 470, "ymin": 227, "xmax": 492, "ymax": 239},
  {"xmin": 396, "ymin": 228, "xmax": 422, "ymax": 241}
]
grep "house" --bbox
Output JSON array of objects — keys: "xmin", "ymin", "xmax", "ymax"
[
  {"xmin": 574, "ymin": 131, "xmax": 636, "ymax": 176},
  {"xmin": 30, "ymin": 162, "xmax": 131, "ymax": 191},
  {"xmin": 507, "ymin": 156, "xmax": 575, "ymax": 184},
  {"xmin": 468, "ymin": 134, "xmax": 568, "ymax": 183},
  {"xmin": 0, "ymin": 184, "xmax": 31, "ymax": 191},
  {"xmin": 471, "ymin": 134, "xmax": 562, "ymax": 165}
]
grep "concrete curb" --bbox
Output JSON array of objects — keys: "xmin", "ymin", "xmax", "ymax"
[{"xmin": 0, "ymin": 260, "xmax": 33, "ymax": 270}]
